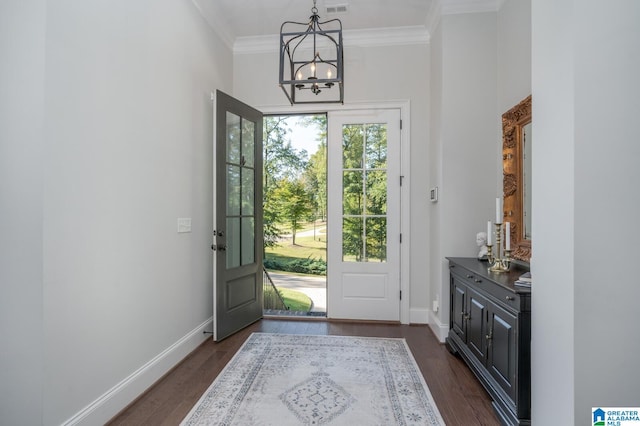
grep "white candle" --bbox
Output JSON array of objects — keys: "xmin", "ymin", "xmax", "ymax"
[
  {"xmin": 505, "ymin": 222, "xmax": 511, "ymax": 250},
  {"xmin": 496, "ymin": 197, "xmax": 502, "ymax": 223},
  {"xmin": 487, "ymin": 221, "xmax": 492, "ymax": 245}
]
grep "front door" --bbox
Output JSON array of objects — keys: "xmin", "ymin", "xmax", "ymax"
[
  {"xmin": 212, "ymin": 90, "xmax": 263, "ymax": 341},
  {"xmin": 327, "ymin": 109, "xmax": 401, "ymax": 321}
]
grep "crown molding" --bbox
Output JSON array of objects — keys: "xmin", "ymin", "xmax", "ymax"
[
  {"xmin": 426, "ymin": 0, "xmax": 506, "ymax": 35},
  {"xmin": 426, "ymin": 0, "xmax": 443, "ymax": 36},
  {"xmin": 234, "ymin": 26, "xmax": 430, "ymax": 55},
  {"xmin": 191, "ymin": 0, "xmax": 235, "ymax": 50},
  {"xmin": 440, "ymin": 0, "xmax": 503, "ymax": 15}
]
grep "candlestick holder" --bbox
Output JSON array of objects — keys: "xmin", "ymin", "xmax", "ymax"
[{"xmin": 487, "ymin": 222, "xmax": 511, "ymax": 272}]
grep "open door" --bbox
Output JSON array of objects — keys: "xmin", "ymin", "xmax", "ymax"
[{"xmin": 213, "ymin": 90, "xmax": 263, "ymax": 341}]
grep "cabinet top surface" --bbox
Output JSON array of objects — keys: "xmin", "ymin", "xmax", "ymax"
[{"xmin": 446, "ymin": 257, "xmax": 531, "ymax": 295}]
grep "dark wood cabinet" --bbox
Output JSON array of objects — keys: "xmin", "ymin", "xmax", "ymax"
[{"xmin": 446, "ymin": 257, "xmax": 531, "ymax": 425}]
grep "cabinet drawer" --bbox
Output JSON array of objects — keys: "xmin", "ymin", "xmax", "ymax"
[
  {"xmin": 450, "ymin": 266, "xmax": 522, "ymax": 312},
  {"xmin": 487, "ymin": 283, "xmax": 522, "ymax": 311}
]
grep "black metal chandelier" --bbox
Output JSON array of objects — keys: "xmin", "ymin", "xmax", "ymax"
[{"xmin": 279, "ymin": 0, "xmax": 344, "ymax": 105}]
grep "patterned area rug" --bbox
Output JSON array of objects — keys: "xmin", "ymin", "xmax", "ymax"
[{"xmin": 181, "ymin": 333, "xmax": 445, "ymax": 425}]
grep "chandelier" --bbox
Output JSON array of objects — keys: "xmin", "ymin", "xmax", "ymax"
[{"xmin": 279, "ymin": 0, "xmax": 344, "ymax": 105}]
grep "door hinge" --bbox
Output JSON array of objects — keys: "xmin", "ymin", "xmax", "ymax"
[
  {"xmin": 400, "ymin": 233, "xmax": 403, "ymax": 243},
  {"xmin": 400, "ymin": 175, "xmax": 404, "ymax": 186},
  {"xmin": 400, "ymin": 290, "xmax": 402, "ymax": 300},
  {"xmin": 400, "ymin": 119, "xmax": 403, "ymax": 130}
]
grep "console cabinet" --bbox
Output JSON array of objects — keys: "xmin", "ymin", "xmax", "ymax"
[{"xmin": 446, "ymin": 257, "xmax": 531, "ymax": 425}]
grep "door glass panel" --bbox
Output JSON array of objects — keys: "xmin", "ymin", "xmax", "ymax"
[
  {"xmin": 226, "ymin": 217, "xmax": 240, "ymax": 269},
  {"xmin": 242, "ymin": 167, "xmax": 254, "ymax": 215},
  {"xmin": 241, "ymin": 217, "xmax": 255, "ymax": 265},
  {"xmin": 343, "ymin": 171, "xmax": 363, "ymax": 215},
  {"xmin": 242, "ymin": 120, "xmax": 255, "ymax": 167},
  {"xmin": 342, "ymin": 217, "xmax": 363, "ymax": 262},
  {"xmin": 341, "ymin": 123, "xmax": 387, "ymax": 263},
  {"xmin": 227, "ymin": 165, "xmax": 240, "ymax": 216},
  {"xmin": 365, "ymin": 124, "xmax": 387, "ymax": 168},
  {"xmin": 227, "ymin": 112, "xmax": 241, "ymax": 164},
  {"xmin": 342, "ymin": 125, "xmax": 364, "ymax": 169},
  {"xmin": 365, "ymin": 170, "xmax": 387, "ymax": 215},
  {"xmin": 366, "ymin": 217, "xmax": 387, "ymax": 262}
]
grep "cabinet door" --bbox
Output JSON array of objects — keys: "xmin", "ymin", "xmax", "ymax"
[
  {"xmin": 467, "ymin": 288, "xmax": 488, "ymax": 365},
  {"xmin": 487, "ymin": 303, "xmax": 517, "ymax": 401},
  {"xmin": 450, "ymin": 275, "xmax": 467, "ymax": 340}
]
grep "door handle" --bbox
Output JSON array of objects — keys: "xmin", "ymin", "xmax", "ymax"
[{"xmin": 211, "ymin": 244, "xmax": 227, "ymax": 251}]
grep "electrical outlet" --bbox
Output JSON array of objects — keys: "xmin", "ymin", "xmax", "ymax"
[{"xmin": 432, "ymin": 300, "xmax": 439, "ymax": 313}]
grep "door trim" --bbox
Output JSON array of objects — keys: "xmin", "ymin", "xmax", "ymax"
[{"xmin": 260, "ymin": 101, "xmax": 411, "ymax": 324}]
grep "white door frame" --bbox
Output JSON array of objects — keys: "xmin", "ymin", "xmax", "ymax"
[{"xmin": 260, "ymin": 101, "xmax": 411, "ymax": 324}]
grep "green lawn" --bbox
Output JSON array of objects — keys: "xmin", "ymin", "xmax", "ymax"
[
  {"xmin": 279, "ymin": 288, "xmax": 312, "ymax": 312},
  {"xmin": 264, "ymin": 285, "xmax": 313, "ymax": 312},
  {"xmin": 266, "ymin": 222, "xmax": 327, "ymax": 262}
]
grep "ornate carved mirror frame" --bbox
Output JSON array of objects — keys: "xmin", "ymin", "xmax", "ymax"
[{"xmin": 502, "ymin": 95, "xmax": 532, "ymax": 263}]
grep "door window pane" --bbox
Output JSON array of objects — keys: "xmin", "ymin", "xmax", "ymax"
[
  {"xmin": 226, "ymin": 112, "xmax": 241, "ymax": 164},
  {"xmin": 365, "ymin": 124, "xmax": 387, "ymax": 168},
  {"xmin": 342, "ymin": 125, "xmax": 364, "ymax": 169},
  {"xmin": 365, "ymin": 170, "xmax": 387, "ymax": 215},
  {"xmin": 365, "ymin": 217, "xmax": 387, "ymax": 262},
  {"xmin": 242, "ymin": 120, "xmax": 255, "ymax": 167},
  {"xmin": 343, "ymin": 171, "xmax": 363, "ymax": 215},
  {"xmin": 342, "ymin": 217, "xmax": 363, "ymax": 262},
  {"xmin": 226, "ymin": 217, "xmax": 240, "ymax": 269},
  {"xmin": 242, "ymin": 168, "xmax": 254, "ymax": 216},
  {"xmin": 227, "ymin": 165, "xmax": 241, "ymax": 216},
  {"xmin": 241, "ymin": 217, "xmax": 255, "ymax": 265}
]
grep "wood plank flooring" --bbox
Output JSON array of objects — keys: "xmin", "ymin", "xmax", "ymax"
[{"xmin": 107, "ymin": 319, "xmax": 499, "ymax": 426}]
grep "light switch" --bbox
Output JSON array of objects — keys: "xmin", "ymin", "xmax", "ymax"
[{"xmin": 177, "ymin": 218, "xmax": 192, "ymax": 233}]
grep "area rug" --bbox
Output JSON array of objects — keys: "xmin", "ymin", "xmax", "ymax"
[{"xmin": 181, "ymin": 333, "xmax": 445, "ymax": 425}]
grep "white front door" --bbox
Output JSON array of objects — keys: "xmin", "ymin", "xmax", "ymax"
[{"xmin": 327, "ymin": 109, "xmax": 401, "ymax": 321}]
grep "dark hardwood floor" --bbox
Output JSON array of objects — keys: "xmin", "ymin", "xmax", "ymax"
[{"xmin": 107, "ymin": 319, "xmax": 499, "ymax": 425}]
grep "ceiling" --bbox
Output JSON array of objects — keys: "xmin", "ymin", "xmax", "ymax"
[{"xmin": 194, "ymin": 0, "xmax": 504, "ymax": 50}]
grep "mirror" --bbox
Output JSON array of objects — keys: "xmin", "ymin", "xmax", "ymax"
[{"xmin": 502, "ymin": 95, "xmax": 532, "ymax": 262}]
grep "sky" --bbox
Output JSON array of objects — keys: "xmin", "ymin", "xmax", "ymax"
[{"xmin": 282, "ymin": 115, "xmax": 325, "ymax": 157}]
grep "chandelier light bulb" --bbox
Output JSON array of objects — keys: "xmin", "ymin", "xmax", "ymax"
[{"xmin": 327, "ymin": 68, "xmax": 332, "ymax": 79}]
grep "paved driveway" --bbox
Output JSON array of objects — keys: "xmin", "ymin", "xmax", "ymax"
[{"xmin": 268, "ymin": 272, "xmax": 327, "ymax": 313}]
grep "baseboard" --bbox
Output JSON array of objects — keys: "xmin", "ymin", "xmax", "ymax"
[
  {"xmin": 409, "ymin": 308, "xmax": 429, "ymax": 324},
  {"xmin": 428, "ymin": 310, "xmax": 448, "ymax": 343},
  {"xmin": 62, "ymin": 317, "xmax": 213, "ymax": 426}
]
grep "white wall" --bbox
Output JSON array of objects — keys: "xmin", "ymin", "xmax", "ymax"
[
  {"xmin": 497, "ymin": 0, "xmax": 531, "ymax": 193},
  {"xmin": 573, "ymin": 2, "xmax": 640, "ymax": 419},
  {"xmin": 2, "ymin": 0, "xmax": 232, "ymax": 424},
  {"xmin": 531, "ymin": 0, "xmax": 575, "ymax": 422},
  {"xmin": 233, "ymin": 42, "xmax": 432, "ymax": 322},
  {"xmin": 428, "ymin": 20, "xmax": 444, "ymax": 335},
  {"xmin": 0, "ymin": 1, "xmax": 46, "ymax": 424},
  {"xmin": 428, "ymin": 12, "xmax": 499, "ymax": 338},
  {"xmin": 532, "ymin": 0, "xmax": 640, "ymax": 423}
]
